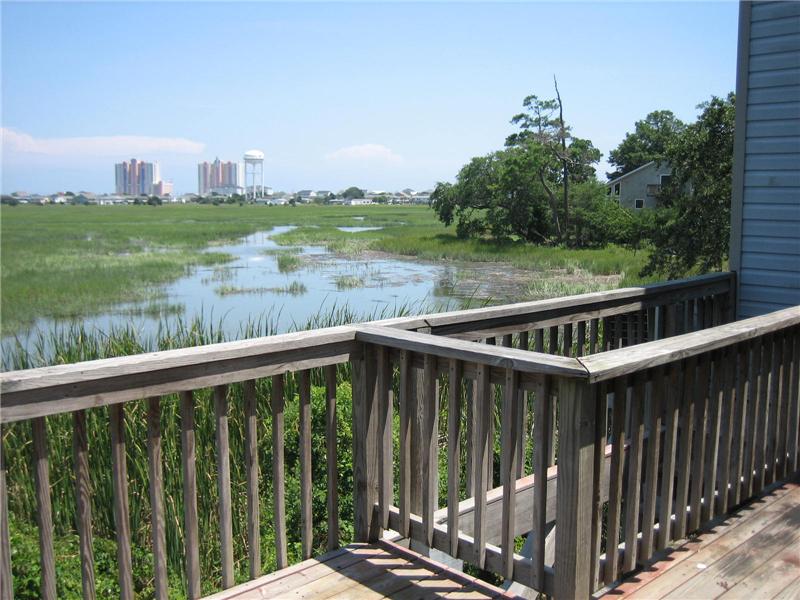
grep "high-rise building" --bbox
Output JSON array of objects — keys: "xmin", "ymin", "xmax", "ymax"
[
  {"xmin": 114, "ymin": 159, "xmax": 161, "ymax": 195},
  {"xmin": 198, "ymin": 158, "xmax": 241, "ymax": 195}
]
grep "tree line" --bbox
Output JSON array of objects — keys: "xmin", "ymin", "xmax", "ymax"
[{"xmin": 431, "ymin": 80, "xmax": 735, "ymax": 279}]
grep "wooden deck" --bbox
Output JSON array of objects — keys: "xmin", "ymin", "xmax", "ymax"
[
  {"xmin": 600, "ymin": 477, "xmax": 800, "ymax": 599},
  {"xmin": 203, "ymin": 539, "xmax": 521, "ymax": 600}
]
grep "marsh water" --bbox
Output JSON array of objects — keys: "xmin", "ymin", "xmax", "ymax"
[{"xmin": 3, "ymin": 225, "xmax": 552, "ymax": 359}]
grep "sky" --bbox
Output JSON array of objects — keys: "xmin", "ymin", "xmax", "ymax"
[{"xmin": 1, "ymin": 1, "xmax": 740, "ymax": 196}]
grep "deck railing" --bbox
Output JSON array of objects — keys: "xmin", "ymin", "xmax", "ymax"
[{"xmin": 4, "ymin": 271, "xmax": 782, "ymax": 600}]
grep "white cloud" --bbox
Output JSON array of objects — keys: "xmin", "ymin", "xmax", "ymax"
[
  {"xmin": 324, "ymin": 143, "xmax": 403, "ymax": 164},
  {"xmin": 1, "ymin": 128, "xmax": 205, "ymax": 157}
]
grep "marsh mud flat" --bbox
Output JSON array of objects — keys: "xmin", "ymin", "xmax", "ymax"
[{"xmin": 1, "ymin": 226, "xmax": 619, "ymax": 361}]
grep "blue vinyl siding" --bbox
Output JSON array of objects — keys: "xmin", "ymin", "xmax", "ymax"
[{"xmin": 736, "ymin": 1, "xmax": 800, "ymax": 318}]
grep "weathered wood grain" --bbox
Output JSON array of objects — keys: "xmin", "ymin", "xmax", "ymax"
[
  {"xmin": 213, "ymin": 385, "xmax": 234, "ymax": 589},
  {"xmin": 146, "ymin": 397, "xmax": 168, "ymax": 600},
  {"xmin": 32, "ymin": 417, "xmax": 56, "ymax": 600},
  {"xmin": 641, "ymin": 367, "xmax": 664, "ymax": 562},
  {"xmin": 299, "ymin": 370, "xmax": 313, "ymax": 559},
  {"xmin": 243, "ymin": 379, "xmax": 260, "ymax": 577},
  {"xmin": 657, "ymin": 363, "xmax": 681, "ymax": 551},
  {"xmin": 271, "ymin": 374, "xmax": 288, "ymax": 568},
  {"xmin": 352, "ymin": 344, "xmax": 381, "ymax": 542},
  {"xmin": 398, "ymin": 350, "xmax": 412, "ymax": 538},
  {"xmin": 579, "ymin": 305, "xmax": 800, "ymax": 383},
  {"xmin": 422, "ymin": 354, "xmax": 438, "ymax": 547},
  {"xmin": 555, "ymin": 377, "xmax": 596, "ymax": 600},
  {"xmin": 324, "ymin": 365, "xmax": 339, "ymax": 551},
  {"xmin": 73, "ymin": 409, "xmax": 95, "ymax": 600},
  {"xmin": 500, "ymin": 367, "xmax": 521, "ymax": 580},
  {"xmin": 604, "ymin": 375, "xmax": 627, "ymax": 583},
  {"xmin": 109, "ymin": 405, "xmax": 133, "ymax": 600},
  {"xmin": 447, "ymin": 358, "xmax": 463, "ymax": 557},
  {"xmin": 180, "ymin": 391, "xmax": 201, "ymax": 599},
  {"xmin": 472, "ymin": 362, "xmax": 491, "ymax": 568},
  {"xmin": 674, "ymin": 357, "xmax": 696, "ymax": 540},
  {"xmin": 623, "ymin": 372, "xmax": 645, "ymax": 572},
  {"xmin": 377, "ymin": 348, "xmax": 392, "ymax": 531}
]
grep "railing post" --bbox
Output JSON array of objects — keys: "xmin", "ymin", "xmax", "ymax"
[
  {"xmin": 555, "ymin": 376, "xmax": 597, "ymax": 600},
  {"xmin": 352, "ymin": 342, "xmax": 381, "ymax": 542}
]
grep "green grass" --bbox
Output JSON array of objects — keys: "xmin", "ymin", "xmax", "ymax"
[
  {"xmin": 334, "ymin": 275, "xmax": 365, "ymax": 290},
  {"xmin": 1, "ymin": 203, "xmax": 651, "ymax": 337},
  {"xmin": 275, "ymin": 253, "xmax": 303, "ymax": 273},
  {"xmin": 215, "ymin": 281, "xmax": 308, "ymax": 296}
]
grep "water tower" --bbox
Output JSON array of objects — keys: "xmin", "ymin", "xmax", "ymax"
[{"xmin": 243, "ymin": 150, "xmax": 265, "ymax": 199}]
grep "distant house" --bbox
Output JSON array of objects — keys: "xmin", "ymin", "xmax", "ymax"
[
  {"xmin": 296, "ymin": 190, "xmax": 316, "ymax": 202},
  {"xmin": 411, "ymin": 191, "xmax": 432, "ymax": 205},
  {"xmin": 344, "ymin": 198, "xmax": 373, "ymax": 206},
  {"xmin": 606, "ymin": 161, "xmax": 672, "ymax": 210}
]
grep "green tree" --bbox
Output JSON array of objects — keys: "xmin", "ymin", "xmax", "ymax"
[
  {"xmin": 607, "ymin": 110, "xmax": 685, "ymax": 178},
  {"xmin": 505, "ymin": 84, "xmax": 601, "ymax": 243},
  {"xmin": 642, "ymin": 94, "xmax": 735, "ymax": 278},
  {"xmin": 341, "ymin": 186, "xmax": 363, "ymax": 199}
]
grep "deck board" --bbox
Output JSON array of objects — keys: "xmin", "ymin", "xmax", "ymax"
[
  {"xmin": 600, "ymin": 478, "xmax": 800, "ymax": 600},
  {"xmin": 202, "ymin": 540, "xmax": 516, "ymax": 600}
]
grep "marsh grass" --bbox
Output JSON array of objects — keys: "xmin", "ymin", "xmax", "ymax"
[
  {"xmin": 334, "ymin": 275, "xmax": 364, "ymax": 290},
  {"xmin": 215, "ymin": 281, "xmax": 308, "ymax": 296},
  {"xmin": 276, "ymin": 253, "xmax": 303, "ymax": 273}
]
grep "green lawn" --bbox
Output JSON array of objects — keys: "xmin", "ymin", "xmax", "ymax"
[{"xmin": 0, "ymin": 203, "xmax": 650, "ymax": 336}]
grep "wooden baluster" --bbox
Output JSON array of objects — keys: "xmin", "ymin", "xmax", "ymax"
[
  {"xmin": 73, "ymin": 410, "xmax": 95, "ymax": 600},
  {"xmin": 754, "ymin": 335, "xmax": 772, "ymax": 493},
  {"xmin": 716, "ymin": 347, "xmax": 736, "ymax": 517},
  {"xmin": 563, "ymin": 323, "xmax": 573, "ymax": 357},
  {"xmin": 602, "ymin": 316, "xmax": 612, "ymax": 351},
  {"xmin": 447, "ymin": 359, "xmax": 463, "ymax": 557},
  {"xmin": 765, "ymin": 333, "xmax": 782, "ymax": 485},
  {"xmin": 787, "ymin": 329, "xmax": 800, "ymax": 473},
  {"xmin": 590, "ymin": 382, "xmax": 608, "ymax": 591},
  {"xmin": 422, "ymin": 354, "xmax": 438, "ymax": 547},
  {"xmin": 589, "ymin": 318, "xmax": 599, "ymax": 354},
  {"xmin": 518, "ymin": 330, "xmax": 530, "ymax": 352},
  {"xmin": 501, "ymin": 368, "xmax": 521, "ymax": 580},
  {"xmin": 377, "ymin": 349, "xmax": 393, "ymax": 532},
  {"xmin": 532, "ymin": 374, "xmax": 552, "ymax": 591},
  {"xmin": 576, "ymin": 321, "xmax": 586, "ymax": 357},
  {"xmin": 548, "ymin": 326, "xmax": 559, "ymax": 355},
  {"xmin": 473, "ymin": 361, "xmax": 491, "ymax": 568},
  {"xmin": 641, "ymin": 367, "xmax": 664, "ymax": 562},
  {"xmin": 0, "ymin": 430, "xmax": 12, "ymax": 600},
  {"xmin": 615, "ymin": 315, "xmax": 625, "ymax": 348},
  {"xmin": 623, "ymin": 372, "xmax": 645, "ymax": 572},
  {"xmin": 465, "ymin": 378, "xmax": 474, "ymax": 498},
  {"xmin": 775, "ymin": 333, "xmax": 790, "ymax": 481},
  {"xmin": 299, "ymin": 370, "xmax": 313, "ymax": 559},
  {"xmin": 109, "ymin": 405, "xmax": 133, "ymax": 600},
  {"xmin": 744, "ymin": 338, "xmax": 761, "ymax": 498},
  {"xmin": 243, "ymin": 380, "xmax": 261, "ymax": 577},
  {"xmin": 729, "ymin": 343, "xmax": 749, "ymax": 508},
  {"xmin": 626, "ymin": 313, "xmax": 636, "ymax": 348},
  {"xmin": 664, "ymin": 303, "xmax": 677, "ymax": 339},
  {"xmin": 517, "ymin": 331, "xmax": 529, "ymax": 478},
  {"xmin": 535, "ymin": 328, "xmax": 545, "ymax": 353},
  {"xmin": 32, "ymin": 417, "xmax": 56, "ymax": 600},
  {"xmin": 658, "ymin": 363, "xmax": 681, "ymax": 551},
  {"xmin": 554, "ymin": 377, "xmax": 596, "ymax": 600},
  {"xmin": 147, "ymin": 398, "xmax": 168, "ymax": 600},
  {"xmin": 485, "ymin": 337, "xmax": 496, "ymax": 490},
  {"xmin": 689, "ymin": 354, "xmax": 709, "ymax": 532},
  {"xmin": 180, "ymin": 391, "xmax": 201, "ymax": 599},
  {"xmin": 605, "ymin": 376, "xmax": 627, "ymax": 583},
  {"xmin": 399, "ymin": 350, "xmax": 412, "ymax": 538},
  {"xmin": 674, "ymin": 357, "xmax": 696, "ymax": 540},
  {"xmin": 272, "ymin": 374, "xmax": 288, "ymax": 568},
  {"xmin": 353, "ymin": 344, "xmax": 381, "ymax": 542},
  {"xmin": 324, "ymin": 365, "xmax": 339, "ymax": 551},
  {"xmin": 502, "ymin": 334, "xmax": 513, "ymax": 348},
  {"xmin": 702, "ymin": 353, "xmax": 723, "ymax": 523},
  {"xmin": 214, "ymin": 385, "xmax": 234, "ymax": 589}
]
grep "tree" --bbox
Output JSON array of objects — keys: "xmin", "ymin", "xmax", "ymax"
[
  {"xmin": 341, "ymin": 186, "xmax": 364, "ymax": 199},
  {"xmin": 505, "ymin": 83, "xmax": 601, "ymax": 244},
  {"xmin": 642, "ymin": 94, "xmax": 735, "ymax": 278},
  {"xmin": 607, "ymin": 110, "xmax": 685, "ymax": 178}
]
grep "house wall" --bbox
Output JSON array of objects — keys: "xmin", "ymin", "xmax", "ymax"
[
  {"xmin": 609, "ymin": 162, "xmax": 672, "ymax": 209},
  {"xmin": 729, "ymin": 1, "xmax": 800, "ymax": 318}
]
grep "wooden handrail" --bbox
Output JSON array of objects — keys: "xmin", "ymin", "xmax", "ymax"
[
  {"xmin": 354, "ymin": 325, "xmax": 587, "ymax": 377},
  {"xmin": 579, "ymin": 305, "xmax": 800, "ymax": 382}
]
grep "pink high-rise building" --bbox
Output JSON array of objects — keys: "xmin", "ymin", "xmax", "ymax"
[
  {"xmin": 198, "ymin": 158, "xmax": 241, "ymax": 195},
  {"xmin": 114, "ymin": 159, "xmax": 161, "ymax": 195}
]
